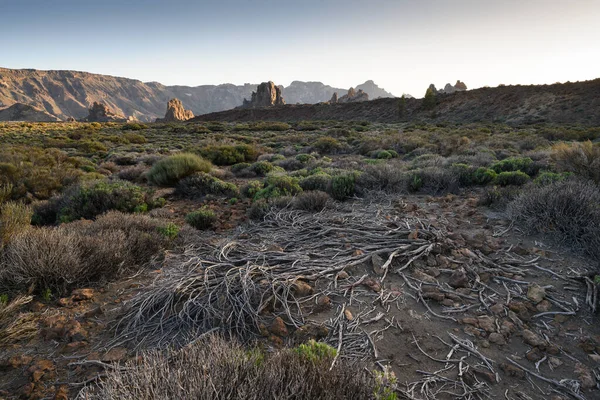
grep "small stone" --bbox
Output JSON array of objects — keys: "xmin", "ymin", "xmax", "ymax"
[
  {"xmin": 536, "ymin": 300, "xmax": 552, "ymax": 312},
  {"xmin": 29, "ymin": 301, "xmax": 46, "ymax": 312},
  {"xmin": 57, "ymin": 297, "xmax": 72, "ymax": 307},
  {"xmin": 462, "ymin": 317, "xmax": 479, "ymax": 327},
  {"xmin": 500, "ymin": 320, "xmax": 516, "ymax": 336},
  {"xmin": 589, "ymin": 354, "xmax": 600, "ymax": 363},
  {"xmin": 362, "ymin": 278, "xmax": 381, "ymax": 292},
  {"xmin": 337, "ymin": 271, "xmax": 349, "ymax": 280},
  {"xmin": 72, "ymin": 288, "xmax": 94, "ymax": 301},
  {"xmin": 574, "ymin": 363, "xmax": 596, "ymax": 389},
  {"xmin": 464, "ymin": 325, "xmax": 481, "ymax": 337},
  {"xmin": 522, "ymin": 329, "xmax": 546, "ymax": 348},
  {"xmin": 441, "ymin": 298, "xmax": 455, "ymax": 307},
  {"xmin": 315, "ymin": 296, "xmax": 332, "ymax": 311},
  {"xmin": 527, "ymin": 284, "xmax": 546, "ymax": 304},
  {"xmin": 477, "ymin": 316, "xmax": 496, "ymax": 332},
  {"xmin": 344, "ymin": 309, "xmax": 354, "ymax": 321},
  {"xmin": 501, "ymin": 363, "xmax": 526, "ymax": 379},
  {"xmin": 371, "ymin": 254, "xmax": 385, "ymax": 275},
  {"xmin": 101, "ymin": 347, "xmax": 128, "ymax": 362},
  {"xmin": 489, "ymin": 303, "xmax": 505, "ymax": 315},
  {"xmin": 449, "ymin": 269, "xmax": 469, "ymax": 288},
  {"xmin": 422, "ymin": 291, "xmax": 445, "ymax": 302},
  {"xmin": 413, "ymin": 270, "xmax": 437, "ymax": 283},
  {"xmin": 54, "ymin": 385, "xmax": 69, "ymax": 400},
  {"xmin": 488, "ymin": 333, "xmax": 506, "ymax": 345},
  {"xmin": 549, "ymin": 356, "xmax": 563, "ymax": 368},
  {"xmin": 269, "ymin": 317, "xmax": 288, "ymax": 337},
  {"xmin": 526, "ymin": 348, "xmax": 543, "ymax": 362},
  {"xmin": 473, "ymin": 368, "xmax": 496, "ymax": 383},
  {"xmin": 83, "ymin": 306, "xmax": 104, "ymax": 318},
  {"xmin": 480, "ymin": 340, "xmax": 490, "ymax": 348},
  {"xmin": 426, "ymin": 267, "xmax": 440, "ymax": 277},
  {"xmin": 292, "ymin": 280, "xmax": 313, "ymax": 297}
]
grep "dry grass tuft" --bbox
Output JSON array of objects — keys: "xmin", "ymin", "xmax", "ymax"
[
  {"xmin": 551, "ymin": 141, "xmax": 600, "ymax": 183},
  {"xmin": 0, "ymin": 296, "xmax": 38, "ymax": 347}
]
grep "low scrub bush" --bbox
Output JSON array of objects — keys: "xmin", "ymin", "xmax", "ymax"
[
  {"xmin": 409, "ymin": 168, "xmax": 459, "ymax": 195},
  {"xmin": 491, "ymin": 157, "xmax": 534, "ymax": 175},
  {"xmin": 313, "ymin": 137, "xmax": 343, "ymax": 154},
  {"xmin": 493, "ymin": 171, "xmax": 530, "ymax": 186},
  {"xmin": 329, "ymin": 174, "xmax": 356, "ymax": 200},
  {"xmin": 200, "ymin": 144, "xmax": 260, "ymax": 166},
  {"xmin": 0, "ymin": 212, "xmax": 170, "ymax": 294},
  {"xmin": 356, "ymin": 162, "xmax": 408, "ymax": 194},
  {"xmin": 175, "ymin": 173, "xmax": 239, "ymax": 199},
  {"xmin": 33, "ymin": 180, "xmax": 156, "ymax": 224},
  {"xmin": 241, "ymin": 180, "xmax": 264, "ymax": 199},
  {"xmin": 299, "ymin": 173, "xmax": 332, "ymax": 192},
  {"xmin": 508, "ymin": 179, "xmax": 600, "ymax": 258},
  {"xmin": 292, "ymin": 191, "xmax": 331, "ymax": 212},
  {"xmin": 147, "ymin": 153, "xmax": 212, "ymax": 186},
  {"xmin": 118, "ymin": 165, "xmax": 147, "ymax": 182},
  {"xmin": 80, "ymin": 336, "xmax": 378, "ymax": 400},
  {"xmin": 250, "ymin": 161, "xmax": 274, "ymax": 176},
  {"xmin": 0, "ymin": 202, "xmax": 32, "ymax": 245},
  {"xmin": 551, "ymin": 141, "xmax": 600, "ymax": 183},
  {"xmin": 186, "ymin": 207, "xmax": 217, "ymax": 230},
  {"xmin": 254, "ymin": 175, "xmax": 302, "ymax": 200}
]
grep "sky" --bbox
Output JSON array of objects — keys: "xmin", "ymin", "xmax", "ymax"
[{"xmin": 1, "ymin": 0, "xmax": 599, "ymax": 97}]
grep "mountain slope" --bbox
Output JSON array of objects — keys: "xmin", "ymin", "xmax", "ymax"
[
  {"xmin": 0, "ymin": 103, "xmax": 61, "ymax": 122},
  {"xmin": 192, "ymin": 79, "xmax": 600, "ymax": 126},
  {"xmin": 0, "ymin": 68, "xmax": 395, "ymax": 121}
]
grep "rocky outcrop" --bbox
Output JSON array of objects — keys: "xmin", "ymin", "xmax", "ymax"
[
  {"xmin": 430, "ymin": 81, "xmax": 468, "ymax": 95},
  {"xmin": 80, "ymin": 102, "xmax": 128, "ymax": 122},
  {"xmin": 0, "ymin": 103, "xmax": 61, "ymax": 122},
  {"xmin": 155, "ymin": 98, "xmax": 194, "ymax": 122},
  {"xmin": 241, "ymin": 81, "xmax": 285, "ymax": 108},
  {"xmin": 330, "ymin": 92, "xmax": 339, "ymax": 104},
  {"xmin": 338, "ymin": 88, "xmax": 369, "ymax": 103},
  {"xmin": 0, "ymin": 68, "xmax": 396, "ymax": 120}
]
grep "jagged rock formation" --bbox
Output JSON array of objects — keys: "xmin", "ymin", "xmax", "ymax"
[
  {"xmin": 155, "ymin": 98, "xmax": 194, "ymax": 122},
  {"xmin": 0, "ymin": 103, "xmax": 61, "ymax": 122},
  {"xmin": 430, "ymin": 81, "xmax": 468, "ymax": 95},
  {"xmin": 80, "ymin": 102, "xmax": 128, "ymax": 122},
  {"xmin": 241, "ymin": 81, "xmax": 285, "ymax": 108},
  {"xmin": 0, "ymin": 68, "xmax": 396, "ymax": 120},
  {"xmin": 337, "ymin": 88, "xmax": 369, "ymax": 103},
  {"xmin": 330, "ymin": 92, "xmax": 339, "ymax": 104}
]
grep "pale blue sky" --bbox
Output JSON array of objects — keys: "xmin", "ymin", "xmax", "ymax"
[{"xmin": 1, "ymin": 0, "xmax": 599, "ymax": 96}]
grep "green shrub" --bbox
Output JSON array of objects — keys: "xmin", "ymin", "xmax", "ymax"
[
  {"xmin": 33, "ymin": 180, "xmax": 155, "ymax": 224},
  {"xmin": 451, "ymin": 163, "xmax": 475, "ymax": 186},
  {"xmin": 147, "ymin": 153, "xmax": 212, "ymax": 186},
  {"xmin": 295, "ymin": 154, "xmax": 315, "ymax": 163},
  {"xmin": 299, "ymin": 173, "xmax": 332, "ymax": 192},
  {"xmin": 494, "ymin": 171, "xmax": 530, "ymax": 186},
  {"xmin": 186, "ymin": 208, "xmax": 217, "ymax": 230},
  {"xmin": 247, "ymin": 199, "xmax": 270, "ymax": 220},
  {"xmin": 329, "ymin": 174, "xmax": 355, "ymax": 200},
  {"xmin": 157, "ymin": 222, "xmax": 180, "ymax": 240},
  {"xmin": 200, "ymin": 144, "xmax": 260, "ymax": 166},
  {"xmin": 491, "ymin": 157, "xmax": 533, "ymax": 174},
  {"xmin": 123, "ymin": 132, "xmax": 147, "ymax": 144},
  {"xmin": 473, "ymin": 167, "xmax": 498, "ymax": 185},
  {"xmin": 231, "ymin": 162, "xmax": 252, "ymax": 174},
  {"xmin": 254, "ymin": 175, "xmax": 302, "ymax": 200},
  {"xmin": 313, "ymin": 137, "xmax": 342, "ymax": 154},
  {"xmin": 294, "ymin": 340, "xmax": 337, "ymax": 362},
  {"xmin": 0, "ymin": 184, "xmax": 13, "ymax": 205},
  {"xmin": 250, "ymin": 161, "xmax": 274, "ymax": 176},
  {"xmin": 241, "ymin": 180, "xmax": 264, "ymax": 198},
  {"xmin": 122, "ymin": 123, "xmax": 149, "ymax": 131},
  {"xmin": 533, "ymin": 171, "xmax": 571, "ymax": 186},
  {"xmin": 175, "ymin": 173, "xmax": 239, "ymax": 199}
]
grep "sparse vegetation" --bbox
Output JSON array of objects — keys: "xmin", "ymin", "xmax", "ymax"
[{"xmin": 147, "ymin": 153, "xmax": 212, "ymax": 186}]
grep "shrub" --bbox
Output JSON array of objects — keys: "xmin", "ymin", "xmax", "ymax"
[
  {"xmin": 451, "ymin": 163, "xmax": 475, "ymax": 186},
  {"xmin": 122, "ymin": 122, "xmax": 149, "ymax": 131},
  {"xmin": 491, "ymin": 157, "xmax": 533, "ymax": 174},
  {"xmin": 494, "ymin": 171, "xmax": 530, "ymax": 186},
  {"xmin": 313, "ymin": 137, "xmax": 342, "ymax": 154},
  {"xmin": 123, "ymin": 132, "xmax": 147, "ymax": 144},
  {"xmin": 33, "ymin": 180, "xmax": 155, "ymax": 224},
  {"xmin": 200, "ymin": 144, "xmax": 260, "ymax": 166},
  {"xmin": 147, "ymin": 153, "xmax": 212, "ymax": 186},
  {"xmin": 0, "ymin": 183, "xmax": 13, "ymax": 204},
  {"xmin": 472, "ymin": 167, "xmax": 497, "ymax": 185},
  {"xmin": 292, "ymin": 191, "xmax": 331, "ymax": 212},
  {"xmin": 533, "ymin": 171, "xmax": 571, "ymax": 186},
  {"xmin": 80, "ymin": 336, "xmax": 377, "ymax": 400},
  {"xmin": 356, "ymin": 162, "xmax": 408, "ymax": 194},
  {"xmin": 0, "ymin": 212, "xmax": 170, "ymax": 295},
  {"xmin": 478, "ymin": 186, "xmax": 522, "ymax": 208},
  {"xmin": 295, "ymin": 154, "xmax": 315, "ymax": 163},
  {"xmin": 0, "ymin": 202, "xmax": 32, "ymax": 245},
  {"xmin": 255, "ymin": 175, "xmax": 302, "ymax": 200},
  {"xmin": 175, "ymin": 173, "xmax": 239, "ymax": 199},
  {"xmin": 551, "ymin": 141, "xmax": 600, "ymax": 183},
  {"xmin": 508, "ymin": 179, "xmax": 600, "ymax": 258},
  {"xmin": 409, "ymin": 168, "xmax": 459, "ymax": 195},
  {"xmin": 241, "ymin": 180, "xmax": 264, "ymax": 199},
  {"xmin": 186, "ymin": 208, "xmax": 217, "ymax": 230},
  {"xmin": 299, "ymin": 173, "xmax": 332, "ymax": 192},
  {"xmin": 250, "ymin": 161, "xmax": 274, "ymax": 176},
  {"xmin": 247, "ymin": 199, "xmax": 271, "ymax": 221},
  {"xmin": 118, "ymin": 165, "xmax": 147, "ymax": 182},
  {"xmin": 329, "ymin": 174, "xmax": 355, "ymax": 200}
]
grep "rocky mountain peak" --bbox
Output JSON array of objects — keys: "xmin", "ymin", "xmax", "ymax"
[
  {"xmin": 156, "ymin": 98, "xmax": 194, "ymax": 122},
  {"xmin": 241, "ymin": 81, "xmax": 285, "ymax": 108},
  {"xmin": 338, "ymin": 88, "xmax": 369, "ymax": 103}
]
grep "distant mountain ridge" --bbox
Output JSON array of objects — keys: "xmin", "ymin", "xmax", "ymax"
[{"xmin": 0, "ymin": 68, "xmax": 395, "ymax": 121}]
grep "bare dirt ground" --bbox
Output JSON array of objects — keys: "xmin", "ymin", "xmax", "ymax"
[{"xmin": 1, "ymin": 190, "xmax": 599, "ymax": 400}]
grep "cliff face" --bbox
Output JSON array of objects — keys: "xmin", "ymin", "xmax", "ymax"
[
  {"xmin": 0, "ymin": 103, "xmax": 61, "ymax": 122},
  {"xmin": 0, "ymin": 68, "xmax": 395, "ymax": 121}
]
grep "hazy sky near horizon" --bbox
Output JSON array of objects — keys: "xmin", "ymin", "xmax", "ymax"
[{"xmin": 1, "ymin": 0, "xmax": 599, "ymax": 97}]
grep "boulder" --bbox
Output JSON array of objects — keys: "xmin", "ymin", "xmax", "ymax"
[
  {"xmin": 241, "ymin": 81, "xmax": 285, "ymax": 108},
  {"xmin": 155, "ymin": 98, "xmax": 194, "ymax": 122},
  {"xmin": 80, "ymin": 102, "xmax": 127, "ymax": 122}
]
